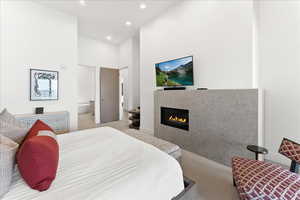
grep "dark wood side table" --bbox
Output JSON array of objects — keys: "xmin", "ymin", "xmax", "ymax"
[
  {"xmin": 128, "ymin": 109, "xmax": 140, "ymax": 130},
  {"xmin": 247, "ymin": 145, "xmax": 268, "ymax": 160}
]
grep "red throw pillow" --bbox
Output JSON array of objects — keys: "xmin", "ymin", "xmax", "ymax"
[
  {"xmin": 26, "ymin": 120, "xmax": 54, "ymax": 139},
  {"xmin": 17, "ymin": 130, "xmax": 59, "ymax": 191}
]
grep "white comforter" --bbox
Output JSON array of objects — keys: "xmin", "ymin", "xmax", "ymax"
[{"xmin": 3, "ymin": 127, "xmax": 184, "ymax": 200}]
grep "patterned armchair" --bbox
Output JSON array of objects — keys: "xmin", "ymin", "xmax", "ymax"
[
  {"xmin": 232, "ymin": 138, "xmax": 300, "ymax": 200},
  {"xmin": 279, "ymin": 138, "xmax": 300, "ymax": 173}
]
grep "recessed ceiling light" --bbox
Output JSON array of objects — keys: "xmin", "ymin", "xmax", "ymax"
[
  {"xmin": 125, "ymin": 21, "xmax": 132, "ymax": 26},
  {"xmin": 139, "ymin": 3, "xmax": 147, "ymax": 10},
  {"xmin": 106, "ymin": 36, "xmax": 112, "ymax": 41},
  {"xmin": 79, "ymin": 0, "xmax": 86, "ymax": 6}
]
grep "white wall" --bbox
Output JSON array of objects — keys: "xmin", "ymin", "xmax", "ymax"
[
  {"xmin": 78, "ymin": 36, "xmax": 119, "ymax": 123},
  {"xmin": 139, "ymin": 0, "xmax": 300, "ymax": 165},
  {"xmin": 77, "ymin": 65, "xmax": 95, "ymax": 103},
  {"xmin": 119, "ymin": 39, "xmax": 133, "ymax": 111},
  {"xmin": 78, "ymin": 36, "xmax": 119, "ymax": 68},
  {"xmin": 119, "ymin": 34, "xmax": 140, "ymax": 111},
  {"xmin": 256, "ymin": 1, "xmax": 300, "ymax": 165},
  {"xmin": 140, "ymin": 0, "xmax": 253, "ymax": 132},
  {"xmin": 0, "ymin": 1, "xmax": 3, "ymax": 111},
  {"xmin": 132, "ymin": 34, "xmax": 140, "ymax": 109},
  {"xmin": 0, "ymin": 0, "xmax": 78, "ymax": 130}
]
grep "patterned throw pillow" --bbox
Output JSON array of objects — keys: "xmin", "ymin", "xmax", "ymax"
[
  {"xmin": 0, "ymin": 135, "xmax": 19, "ymax": 198},
  {"xmin": 0, "ymin": 109, "xmax": 28, "ymax": 144}
]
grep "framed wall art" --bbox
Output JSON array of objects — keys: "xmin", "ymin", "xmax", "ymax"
[{"xmin": 30, "ymin": 69, "xmax": 59, "ymax": 101}]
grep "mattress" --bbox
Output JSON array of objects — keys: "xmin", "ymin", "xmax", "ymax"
[{"xmin": 3, "ymin": 127, "xmax": 184, "ymax": 200}]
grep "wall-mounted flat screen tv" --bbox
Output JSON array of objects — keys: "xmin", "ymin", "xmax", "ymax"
[{"xmin": 155, "ymin": 56, "xmax": 194, "ymax": 87}]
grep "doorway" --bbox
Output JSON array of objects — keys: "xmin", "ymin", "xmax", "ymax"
[
  {"xmin": 77, "ymin": 65, "xmax": 96, "ymax": 130},
  {"xmin": 119, "ymin": 67, "xmax": 129, "ymax": 120},
  {"xmin": 100, "ymin": 68, "xmax": 119, "ymax": 123}
]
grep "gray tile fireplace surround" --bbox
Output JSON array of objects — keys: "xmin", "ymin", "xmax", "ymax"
[{"xmin": 154, "ymin": 89, "xmax": 263, "ymax": 166}]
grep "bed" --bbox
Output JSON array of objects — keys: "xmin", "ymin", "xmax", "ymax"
[{"xmin": 3, "ymin": 127, "xmax": 184, "ymax": 200}]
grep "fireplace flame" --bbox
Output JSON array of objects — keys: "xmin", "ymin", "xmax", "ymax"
[{"xmin": 169, "ymin": 116, "xmax": 187, "ymax": 123}]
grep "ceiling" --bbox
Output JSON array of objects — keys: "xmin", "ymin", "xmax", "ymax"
[{"xmin": 38, "ymin": 0, "xmax": 180, "ymax": 45}]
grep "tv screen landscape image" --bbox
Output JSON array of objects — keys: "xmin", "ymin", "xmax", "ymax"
[{"xmin": 155, "ymin": 56, "xmax": 194, "ymax": 87}]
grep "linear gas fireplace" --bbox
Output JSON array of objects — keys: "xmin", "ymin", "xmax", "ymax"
[{"xmin": 161, "ymin": 107, "xmax": 189, "ymax": 131}]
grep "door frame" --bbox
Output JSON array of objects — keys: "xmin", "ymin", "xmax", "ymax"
[{"xmin": 119, "ymin": 66, "xmax": 129, "ymax": 120}]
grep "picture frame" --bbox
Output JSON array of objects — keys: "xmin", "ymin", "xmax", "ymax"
[{"xmin": 30, "ymin": 69, "xmax": 59, "ymax": 101}]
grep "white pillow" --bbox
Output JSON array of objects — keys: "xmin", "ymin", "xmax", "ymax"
[
  {"xmin": 0, "ymin": 135, "xmax": 19, "ymax": 198},
  {"xmin": 0, "ymin": 109, "xmax": 25, "ymax": 128},
  {"xmin": 0, "ymin": 109, "xmax": 28, "ymax": 144}
]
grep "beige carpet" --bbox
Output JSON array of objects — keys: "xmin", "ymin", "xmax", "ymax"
[
  {"xmin": 78, "ymin": 113, "xmax": 96, "ymax": 130},
  {"xmin": 181, "ymin": 150, "xmax": 239, "ymax": 200},
  {"xmin": 78, "ymin": 113, "xmax": 239, "ymax": 200}
]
